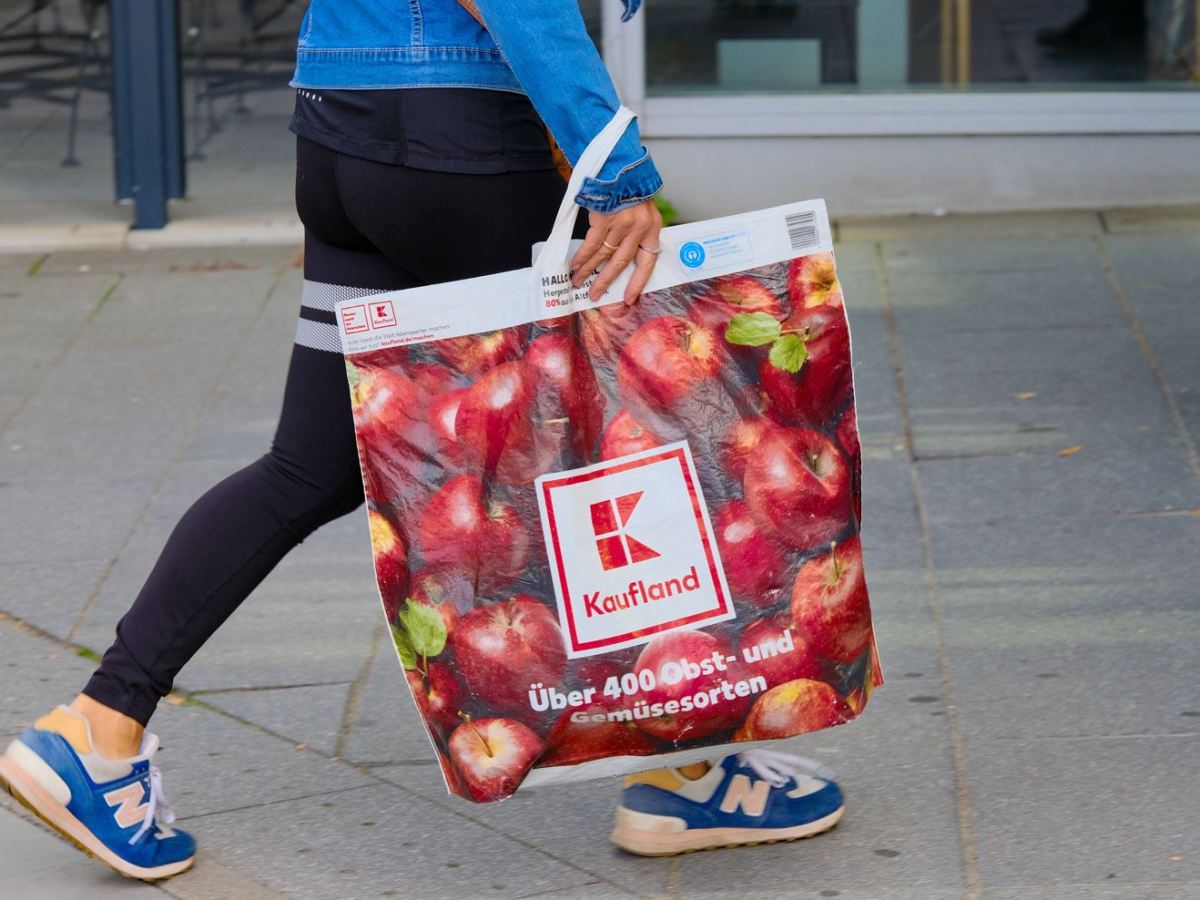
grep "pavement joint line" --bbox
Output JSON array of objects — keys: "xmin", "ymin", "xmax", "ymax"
[
  {"xmin": 0, "ymin": 607, "xmax": 95, "ymax": 655},
  {"xmin": 1093, "ymin": 233, "xmax": 1200, "ymax": 485},
  {"xmin": 189, "ymin": 680, "xmax": 355, "ymax": 697},
  {"xmin": 990, "ymin": 731, "xmax": 1200, "ymax": 742},
  {"xmin": 65, "ymin": 261, "xmax": 293, "ymax": 642},
  {"xmin": 664, "ymin": 856, "xmax": 681, "ymax": 900},
  {"xmin": 25, "ymin": 253, "xmax": 48, "ymax": 276},
  {"xmin": 333, "ymin": 621, "xmax": 386, "ymax": 760},
  {"xmin": 175, "ymin": 782, "xmax": 381, "ymax": 822},
  {"xmin": 0, "ymin": 274, "xmax": 121, "ymax": 439},
  {"xmin": 874, "ymin": 241, "xmax": 984, "ymax": 900}
]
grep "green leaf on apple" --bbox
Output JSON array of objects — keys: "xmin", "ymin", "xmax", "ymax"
[
  {"xmin": 344, "ymin": 360, "xmax": 362, "ymax": 390},
  {"xmin": 725, "ymin": 312, "xmax": 782, "ymax": 347},
  {"xmin": 390, "ymin": 623, "xmax": 418, "ymax": 670},
  {"xmin": 398, "ymin": 599, "xmax": 448, "ymax": 659},
  {"xmin": 768, "ymin": 334, "xmax": 809, "ymax": 373}
]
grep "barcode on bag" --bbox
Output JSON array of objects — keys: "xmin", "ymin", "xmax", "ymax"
[{"xmin": 785, "ymin": 210, "xmax": 820, "ymax": 252}]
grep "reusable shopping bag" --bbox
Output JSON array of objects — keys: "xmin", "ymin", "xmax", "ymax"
[{"xmin": 337, "ymin": 108, "xmax": 882, "ymax": 803}]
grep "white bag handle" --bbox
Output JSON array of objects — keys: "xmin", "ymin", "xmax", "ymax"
[{"xmin": 533, "ymin": 105, "xmax": 638, "ymax": 273}]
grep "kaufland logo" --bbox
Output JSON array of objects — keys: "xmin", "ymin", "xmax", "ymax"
[
  {"xmin": 590, "ymin": 492, "xmax": 660, "ymax": 571},
  {"xmin": 536, "ymin": 442, "xmax": 735, "ymax": 659}
]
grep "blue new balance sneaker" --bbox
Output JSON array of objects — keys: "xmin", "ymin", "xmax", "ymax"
[
  {"xmin": 0, "ymin": 706, "xmax": 195, "ymax": 880},
  {"xmin": 611, "ymin": 750, "xmax": 844, "ymax": 856}
]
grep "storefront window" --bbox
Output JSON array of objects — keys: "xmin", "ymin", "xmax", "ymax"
[{"xmin": 645, "ymin": 0, "xmax": 1200, "ymax": 94}]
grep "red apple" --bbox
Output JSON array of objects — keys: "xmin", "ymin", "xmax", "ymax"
[
  {"xmin": 835, "ymin": 408, "xmax": 860, "ymax": 460},
  {"xmin": 368, "ymin": 510, "xmax": 408, "ymax": 618},
  {"xmin": 788, "ymin": 252, "xmax": 843, "ymax": 310},
  {"xmin": 416, "ymin": 475, "xmax": 530, "ymax": 596},
  {"xmin": 578, "ymin": 303, "xmax": 642, "ymax": 364},
  {"xmin": 737, "ymin": 617, "xmax": 822, "ymax": 688},
  {"xmin": 791, "ymin": 536, "xmax": 872, "ymax": 664},
  {"xmin": 452, "ymin": 596, "xmax": 568, "ymax": 711},
  {"xmin": 631, "ymin": 630, "xmax": 749, "ymax": 743},
  {"xmin": 408, "ymin": 566, "xmax": 473, "ymax": 637},
  {"xmin": 455, "ymin": 360, "xmax": 559, "ymax": 485},
  {"xmin": 689, "ymin": 273, "xmax": 785, "ymax": 329},
  {"xmin": 448, "ymin": 716, "xmax": 543, "ymax": 802},
  {"xmin": 428, "ymin": 387, "xmax": 470, "ymax": 471},
  {"xmin": 616, "ymin": 316, "xmax": 726, "ymax": 431},
  {"xmin": 735, "ymin": 678, "xmax": 849, "ymax": 741},
  {"xmin": 406, "ymin": 663, "xmax": 463, "ymax": 734},
  {"xmin": 408, "ymin": 361, "xmax": 463, "ymax": 396},
  {"xmin": 524, "ymin": 332, "xmax": 604, "ymax": 459},
  {"xmin": 714, "ymin": 500, "xmax": 787, "ymax": 606},
  {"xmin": 718, "ymin": 415, "xmax": 783, "ymax": 485},
  {"xmin": 541, "ymin": 702, "xmax": 661, "ymax": 767},
  {"xmin": 759, "ymin": 305, "xmax": 852, "ymax": 426},
  {"xmin": 348, "ymin": 364, "xmax": 429, "ymax": 452},
  {"xmin": 744, "ymin": 428, "xmax": 852, "ymax": 551},
  {"xmin": 601, "ymin": 409, "xmax": 664, "ymax": 460},
  {"xmin": 436, "ymin": 327, "xmax": 525, "ymax": 377}
]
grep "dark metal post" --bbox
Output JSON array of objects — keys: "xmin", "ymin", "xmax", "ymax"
[{"xmin": 110, "ymin": 0, "xmax": 185, "ymax": 229}]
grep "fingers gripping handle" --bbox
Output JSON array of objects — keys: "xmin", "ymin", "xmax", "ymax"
[{"xmin": 533, "ymin": 105, "xmax": 638, "ymax": 273}]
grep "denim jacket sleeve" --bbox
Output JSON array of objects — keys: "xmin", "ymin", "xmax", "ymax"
[{"xmin": 469, "ymin": 0, "xmax": 663, "ymax": 214}]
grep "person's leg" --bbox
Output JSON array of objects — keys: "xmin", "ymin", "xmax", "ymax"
[{"xmin": 0, "ymin": 137, "xmax": 417, "ymax": 880}]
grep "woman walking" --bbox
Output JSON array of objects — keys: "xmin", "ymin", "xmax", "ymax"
[{"xmin": 0, "ymin": 0, "xmax": 843, "ymax": 880}]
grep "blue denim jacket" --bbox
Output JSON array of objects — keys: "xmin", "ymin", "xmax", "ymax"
[{"xmin": 291, "ymin": 0, "xmax": 662, "ymax": 213}]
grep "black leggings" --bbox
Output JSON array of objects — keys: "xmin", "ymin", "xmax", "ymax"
[{"xmin": 83, "ymin": 138, "xmax": 571, "ymax": 725}]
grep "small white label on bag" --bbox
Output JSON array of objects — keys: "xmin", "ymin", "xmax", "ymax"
[
  {"xmin": 536, "ymin": 441, "xmax": 735, "ymax": 659},
  {"xmin": 675, "ymin": 227, "xmax": 755, "ymax": 274}
]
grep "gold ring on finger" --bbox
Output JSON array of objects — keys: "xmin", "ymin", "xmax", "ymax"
[{"xmin": 601, "ymin": 240, "xmax": 620, "ymax": 253}]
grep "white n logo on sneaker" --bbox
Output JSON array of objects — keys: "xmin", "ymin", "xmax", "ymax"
[
  {"xmin": 719, "ymin": 774, "xmax": 770, "ymax": 816},
  {"xmin": 103, "ymin": 783, "xmax": 149, "ymax": 829}
]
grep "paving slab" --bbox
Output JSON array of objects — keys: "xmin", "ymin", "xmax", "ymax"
[
  {"xmin": 197, "ymin": 682, "xmax": 353, "ymax": 758},
  {"xmin": 0, "ymin": 797, "xmax": 163, "ymax": 900},
  {"xmin": 0, "ymin": 616, "xmax": 94, "ymax": 739},
  {"xmin": 963, "ymin": 735, "xmax": 1200, "ymax": 891},
  {"xmin": 180, "ymin": 781, "xmax": 609, "ymax": 900}
]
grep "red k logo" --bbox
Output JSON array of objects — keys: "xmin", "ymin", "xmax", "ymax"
[{"xmin": 590, "ymin": 491, "xmax": 661, "ymax": 571}]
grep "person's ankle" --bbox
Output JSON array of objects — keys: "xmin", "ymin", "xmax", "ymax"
[{"xmin": 69, "ymin": 694, "xmax": 144, "ymax": 759}]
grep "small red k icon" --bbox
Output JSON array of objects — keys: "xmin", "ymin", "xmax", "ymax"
[{"xmin": 590, "ymin": 491, "xmax": 660, "ymax": 571}]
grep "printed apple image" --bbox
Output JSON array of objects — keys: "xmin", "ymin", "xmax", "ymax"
[
  {"xmin": 347, "ymin": 363, "xmax": 429, "ymax": 452},
  {"xmin": 632, "ymin": 630, "xmax": 749, "ymax": 743},
  {"xmin": 436, "ymin": 327, "xmax": 525, "ymax": 377},
  {"xmin": 578, "ymin": 302, "xmax": 643, "ymax": 364},
  {"xmin": 758, "ymin": 305, "xmax": 851, "ymax": 427},
  {"xmin": 616, "ymin": 316, "xmax": 726, "ymax": 433},
  {"xmin": 791, "ymin": 537, "xmax": 872, "ymax": 665},
  {"xmin": 406, "ymin": 662, "xmax": 463, "ymax": 734},
  {"xmin": 452, "ymin": 596, "xmax": 568, "ymax": 711},
  {"xmin": 368, "ymin": 510, "xmax": 408, "ymax": 617},
  {"xmin": 717, "ymin": 415, "xmax": 783, "ymax": 485},
  {"xmin": 744, "ymin": 428, "xmax": 852, "ymax": 551},
  {"xmin": 428, "ymin": 387, "xmax": 470, "ymax": 471},
  {"xmin": 835, "ymin": 408, "xmax": 860, "ymax": 460},
  {"xmin": 601, "ymin": 409, "xmax": 664, "ymax": 460},
  {"xmin": 788, "ymin": 252, "xmax": 843, "ymax": 310},
  {"xmin": 407, "ymin": 361, "xmax": 464, "ymax": 397},
  {"xmin": 834, "ymin": 408, "xmax": 862, "ymax": 522},
  {"xmin": 448, "ymin": 716, "xmax": 543, "ymax": 802},
  {"xmin": 734, "ymin": 678, "xmax": 848, "ymax": 741},
  {"xmin": 525, "ymin": 332, "xmax": 604, "ymax": 459},
  {"xmin": 737, "ymin": 617, "xmax": 822, "ymax": 688},
  {"xmin": 408, "ymin": 566, "xmax": 473, "ymax": 638},
  {"xmin": 455, "ymin": 360, "xmax": 559, "ymax": 485},
  {"xmin": 540, "ymin": 703, "xmax": 661, "ymax": 767},
  {"xmin": 416, "ymin": 475, "xmax": 530, "ymax": 596},
  {"xmin": 713, "ymin": 500, "xmax": 787, "ymax": 606},
  {"xmin": 689, "ymin": 274, "xmax": 785, "ymax": 329}
]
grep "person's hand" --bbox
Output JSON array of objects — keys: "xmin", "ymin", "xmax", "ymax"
[{"xmin": 570, "ymin": 198, "xmax": 663, "ymax": 303}]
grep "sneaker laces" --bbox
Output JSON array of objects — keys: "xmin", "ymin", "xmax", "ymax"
[
  {"xmin": 735, "ymin": 749, "xmax": 835, "ymax": 788},
  {"xmin": 129, "ymin": 765, "xmax": 176, "ymax": 845}
]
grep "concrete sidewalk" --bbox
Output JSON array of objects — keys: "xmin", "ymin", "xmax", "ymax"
[{"xmin": 1, "ymin": 208, "xmax": 1198, "ymax": 899}]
